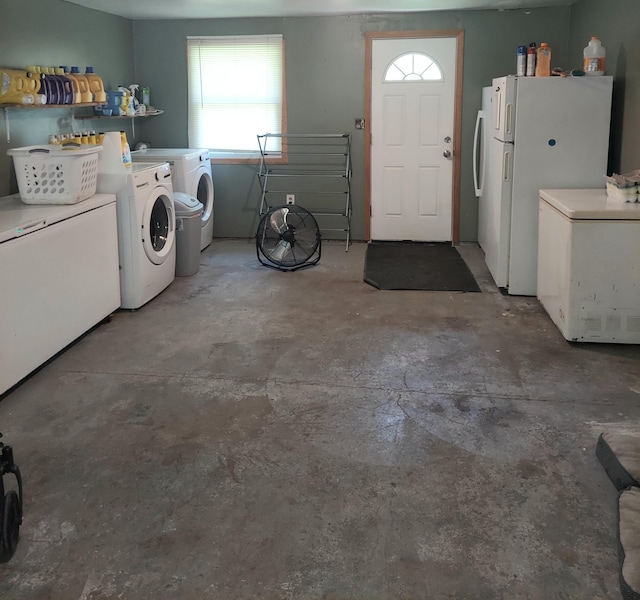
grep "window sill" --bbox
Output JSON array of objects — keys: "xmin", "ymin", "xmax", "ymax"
[{"xmin": 208, "ymin": 150, "xmax": 286, "ymax": 165}]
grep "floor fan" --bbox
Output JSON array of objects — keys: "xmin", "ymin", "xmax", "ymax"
[{"xmin": 256, "ymin": 205, "xmax": 321, "ymax": 271}]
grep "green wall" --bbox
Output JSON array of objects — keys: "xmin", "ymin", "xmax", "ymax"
[
  {"xmin": 132, "ymin": 8, "xmax": 571, "ymax": 241},
  {"xmin": 569, "ymin": 0, "xmax": 640, "ymax": 175},
  {"xmin": 0, "ymin": 0, "xmax": 134, "ymax": 197},
  {"xmin": 5, "ymin": 2, "xmax": 634, "ymax": 243}
]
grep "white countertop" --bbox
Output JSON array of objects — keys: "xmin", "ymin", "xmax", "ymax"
[
  {"xmin": 539, "ymin": 188, "xmax": 640, "ymax": 220},
  {"xmin": 0, "ymin": 193, "xmax": 117, "ymax": 243}
]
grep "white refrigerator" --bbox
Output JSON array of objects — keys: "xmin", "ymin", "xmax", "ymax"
[{"xmin": 473, "ymin": 75, "xmax": 613, "ymax": 295}]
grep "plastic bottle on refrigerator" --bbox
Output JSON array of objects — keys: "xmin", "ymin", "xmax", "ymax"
[
  {"xmin": 535, "ymin": 43, "xmax": 552, "ymax": 77},
  {"xmin": 526, "ymin": 43, "xmax": 537, "ymax": 76},
  {"xmin": 516, "ymin": 46, "xmax": 527, "ymax": 77},
  {"xmin": 583, "ymin": 37, "xmax": 606, "ymax": 75}
]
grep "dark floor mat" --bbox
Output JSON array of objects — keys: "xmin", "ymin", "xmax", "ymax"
[{"xmin": 364, "ymin": 242, "xmax": 481, "ymax": 292}]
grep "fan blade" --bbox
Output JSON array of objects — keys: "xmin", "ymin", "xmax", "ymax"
[
  {"xmin": 267, "ymin": 239, "xmax": 292, "ymax": 263},
  {"xmin": 269, "ymin": 207, "xmax": 290, "ymax": 234}
]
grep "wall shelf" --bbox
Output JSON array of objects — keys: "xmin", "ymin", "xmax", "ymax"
[
  {"xmin": 1, "ymin": 102, "xmax": 98, "ymax": 110},
  {"xmin": 1, "ymin": 104, "xmax": 163, "ymax": 142},
  {"xmin": 74, "ymin": 109, "xmax": 163, "ymax": 138},
  {"xmin": 257, "ymin": 133, "xmax": 352, "ymax": 250}
]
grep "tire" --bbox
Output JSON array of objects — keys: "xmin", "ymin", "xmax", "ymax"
[{"xmin": 0, "ymin": 491, "xmax": 20, "ymax": 562}]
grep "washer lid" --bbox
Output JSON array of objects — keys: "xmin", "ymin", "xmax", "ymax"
[
  {"xmin": 539, "ymin": 189, "xmax": 640, "ymax": 220},
  {"xmin": 173, "ymin": 191, "xmax": 203, "ymax": 216}
]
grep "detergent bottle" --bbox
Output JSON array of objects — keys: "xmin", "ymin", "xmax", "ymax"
[
  {"xmin": 43, "ymin": 68, "xmax": 62, "ymax": 104},
  {"xmin": 59, "ymin": 66, "xmax": 81, "ymax": 103},
  {"xmin": 120, "ymin": 131, "xmax": 132, "ymax": 167},
  {"xmin": 85, "ymin": 67, "xmax": 106, "ymax": 103},
  {"xmin": 54, "ymin": 67, "xmax": 73, "ymax": 104},
  {"xmin": 70, "ymin": 67, "xmax": 92, "ymax": 103},
  {"xmin": 105, "ymin": 89, "xmax": 124, "ymax": 115},
  {"xmin": 42, "ymin": 67, "xmax": 61, "ymax": 104},
  {"xmin": 0, "ymin": 68, "xmax": 41, "ymax": 104}
]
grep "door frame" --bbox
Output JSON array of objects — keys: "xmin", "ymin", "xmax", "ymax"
[{"xmin": 364, "ymin": 30, "xmax": 465, "ymax": 242}]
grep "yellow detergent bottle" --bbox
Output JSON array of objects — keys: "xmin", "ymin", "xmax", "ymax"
[
  {"xmin": 120, "ymin": 131, "xmax": 132, "ymax": 167},
  {"xmin": 70, "ymin": 67, "xmax": 92, "ymax": 103},
  {"xmin": 0, "ymin": 68, "xmax": 41, "ymax": 104},
  {"xmin": 85, "ymin": 66, "xmax": 106, "ymax": 103}
]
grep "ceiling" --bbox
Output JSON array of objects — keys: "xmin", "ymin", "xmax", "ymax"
[{"xmin": 61, "ymin": 0, "xmax": 575, "ymax": 21}]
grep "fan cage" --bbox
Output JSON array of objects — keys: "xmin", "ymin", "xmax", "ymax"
[{"xmin": 256, "ymin": 204, "xmax": 322, "ymax": 271}]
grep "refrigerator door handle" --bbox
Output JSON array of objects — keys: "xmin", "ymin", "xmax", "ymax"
[
  {"xmin": 505, "ymin": 103, "xmax": 514, "ymax": 135},
  {"xmin": 473, "ymin": 110, "xmax": 484, "ymax": 197},
  {"xmin": 502, "ymin": 148, "xmax": 512, "ymax": 182}
]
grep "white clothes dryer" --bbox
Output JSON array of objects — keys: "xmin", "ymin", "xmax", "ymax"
[
  {"xmin": 131, "ymin": 148, "xmax": 214, "ymax": 250},
  {"xmin": 101, "ymin": 162, "xmax": 176, "ymax": 309}
]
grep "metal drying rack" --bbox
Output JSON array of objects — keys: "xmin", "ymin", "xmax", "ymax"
[{"xmin": 257, "ymin": 133, "xmax": 352, "ymax": 250}]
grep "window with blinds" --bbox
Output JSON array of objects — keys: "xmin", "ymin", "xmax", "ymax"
[{"xmin": 187, "ymin": 35, "xmax": 285, "ymax": 157}]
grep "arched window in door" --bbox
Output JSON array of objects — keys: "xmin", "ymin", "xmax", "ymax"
[{"xmin": 384, "ymin": 52, "xmax": 443, "ymax": 82}]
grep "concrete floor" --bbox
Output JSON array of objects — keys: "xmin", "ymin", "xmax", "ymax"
[{"xmin": 0, "ymin": 239, "xmax": 639, "ymax": 599}]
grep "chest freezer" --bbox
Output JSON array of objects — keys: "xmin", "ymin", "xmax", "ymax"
[{"xmin": 537, "ymin": 188, "xmax": 640, "ymax": 343}]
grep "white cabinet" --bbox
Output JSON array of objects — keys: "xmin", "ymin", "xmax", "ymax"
[{"xmin": 0, "ymin": 194, "xmax": 120, "ymax": 394}]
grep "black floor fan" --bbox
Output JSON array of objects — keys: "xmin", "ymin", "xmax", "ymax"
[
  {"xmin": 256, "ymin": 205, "xmax": 321, "ymax": 271},
  {"xmin": 0, "ymin": 433, "xmax": 23, "ymax": 563}
]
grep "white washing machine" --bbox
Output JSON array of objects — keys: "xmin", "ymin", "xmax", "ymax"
[
  {"xmin": 131, "ymin": 148, "xmax": 214, "ymax": 250},
  {"xmin": 100, "ymin": 162, "xmax": 176, "ymax": 309}
]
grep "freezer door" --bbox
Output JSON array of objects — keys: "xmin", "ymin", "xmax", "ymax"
[
  {"xmin": 479, "ymin": 136, "xmax": 513, "ymax": 288},
  {"xmin": 508, "ymin": 76, "xmax": 613, "ymax": 296},
  {"xmin": 491, "ymin": 76, "xmax": 517, "ymax": 143}
]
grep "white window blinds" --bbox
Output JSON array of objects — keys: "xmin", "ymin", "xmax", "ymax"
[{"xmin": 187, "ymin": 35, "xmax": 284, "ymax": 154}]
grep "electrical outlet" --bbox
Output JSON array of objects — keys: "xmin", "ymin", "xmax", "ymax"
[{"xmin": 286, "ymin": 194, "xmax": 295, "ymax": 205}]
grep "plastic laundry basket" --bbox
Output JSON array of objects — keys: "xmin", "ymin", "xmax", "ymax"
[{"xmin": 7, "ymin": 144, "xmax": 101, "ymax": 204}]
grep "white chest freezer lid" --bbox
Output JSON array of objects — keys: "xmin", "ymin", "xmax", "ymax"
[
  {"xmin": 0, "ymin": 193, "xmax": 116, "ymax": 243},
  {"xmin": 539, "ymin": 189, "xmax": 640, "ymax": 220}
]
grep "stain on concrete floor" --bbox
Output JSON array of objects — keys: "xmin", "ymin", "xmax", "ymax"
[{"xmin": 0, "ymin": 240, "xmax": 639, "ymax": 599}]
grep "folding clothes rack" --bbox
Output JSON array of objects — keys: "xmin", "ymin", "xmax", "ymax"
[{"xmin": 257, "ymin": 133, "xmax": 352, "ymax": 250}]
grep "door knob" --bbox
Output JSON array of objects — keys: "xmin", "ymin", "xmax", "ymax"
[{"xmin": 443, "ymin": 150, "xmax": 452, "ymax": 158}]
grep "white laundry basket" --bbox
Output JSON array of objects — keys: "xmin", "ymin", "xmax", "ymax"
[{"xmin": 7, "ymin": 144, "xmax": 102, "ymax": 204}]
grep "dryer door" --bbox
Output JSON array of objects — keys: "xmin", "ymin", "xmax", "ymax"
[
  {"xmin": 142, "ymin": 186, "xmax": 175, "ymax": 265},
  {"xmin": 191, "ymin": 166, "xmax": 214, "ymax": 228}
]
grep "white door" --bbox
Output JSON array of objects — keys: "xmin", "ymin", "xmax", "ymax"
[{"xmin": 370, "ymin": 36, "xmax": 457, "ymax": 241}]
